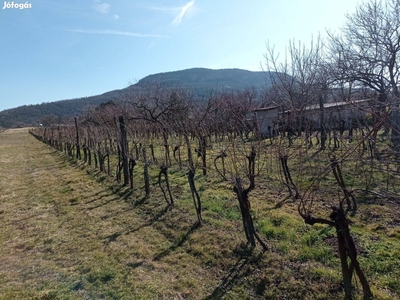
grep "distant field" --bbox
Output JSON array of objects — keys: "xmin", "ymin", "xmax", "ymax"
[{"xmin": 0, "ymin": 128, "xmax": 399, "ymax": 299}]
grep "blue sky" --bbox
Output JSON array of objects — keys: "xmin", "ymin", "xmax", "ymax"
[{"xmin": 0, "ymin": 0, "xmax": 361, "ymax": 112}]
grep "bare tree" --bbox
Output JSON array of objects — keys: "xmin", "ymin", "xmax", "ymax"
[
  {"xmin": 264, "ymin": 37, "xmax": 331, "ymax": 148},
  {"xmin": 327, "ymin": 0, "xmax": 400, "ymax": 149}
]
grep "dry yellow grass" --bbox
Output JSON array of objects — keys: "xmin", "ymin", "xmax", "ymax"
[
  {"xmin": 0, "ymin": 129, "xmax": 216, "ymax": 299},
  {"xmin": 0, "ymin": 128, "xmax": 399, "ymax": 299}
]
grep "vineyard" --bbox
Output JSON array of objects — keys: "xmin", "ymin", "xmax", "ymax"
[
  {"xmin": 0, "ymin": 83, "xmax": 393, "ymax": 299},
  {"xmin": 1, "ymin": 0, "xmax": 400, "ymax": 297}
]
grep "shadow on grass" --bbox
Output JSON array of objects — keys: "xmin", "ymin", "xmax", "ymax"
[
  {"xmin": 301, "ymin": 148, "xmax": 324, "ymax": 164},
  {"xmin": 153, "ymin": 222, "xmax": 200, "ymax": 261},
  {"xmin": 2, "ymin": 211, "xmax": 50, "ymax": 228},
  {"xmin": 126, "ymin": 205, "xmax": 172, "ymax": 235},
  {"xmin": 81, "ymin": 183, "xmax": 138, "ymax": 211},
  {"xmin": 107, "ymin": 185, "xmax": 138, "ymax": 200},
  {"xmin": 85, "ymin": 195, "xmax": 120, "ymax": 210},
  {"xmin": 102, "ymin": 205, "xmax": 172, "ymax": 248},
  {"xmin": 272, "ymin": 194, "xmax": 293, "ymax": 209},
  {"xmin": 127, "ymin": 260, "xmax": 144, "ymax": 269},
  {"xmin": 104, "ymin": 232, "xmax": 122, "ymax": 247},
  {"xmin": 83, "ymin": 190, "xmax": 113, "ymax": 205},
  {"xmin": 53, "ymin": 149, "xmax": 153, "ymax": 208},
  {"xmin": 131, "ymin": 195, "xmax": 148, "ymax": 208},
  {"xmin": 204, "ymin": 244, "xmax": 263, "ymax": 300}
]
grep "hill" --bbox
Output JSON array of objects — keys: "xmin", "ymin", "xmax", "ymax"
[
  {"xmin": 138, "ymin": 68, "xmax": 271, "ymax": 91},
  {"xmin": 0, "ymin": 89, "xmax": 127, "ymax": 128},
  {"xmin": 0, "ymin": 68, "xmax": 274, "ymax": 128}
]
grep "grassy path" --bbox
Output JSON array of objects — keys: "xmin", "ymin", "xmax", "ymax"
[
  {"xmin": 1, "ymin": 129, "xmax": 400, "ymax": 300},
  {"xmin": 0, "ymin": 129, "xmax": 223, "ymax": 299}
]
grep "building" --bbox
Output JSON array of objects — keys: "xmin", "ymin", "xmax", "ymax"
[
  {"xmin": 247, "ymin": 106, "xmax": 280, "ymax": 138},
  {"xmin": 294, "ymin": 98, "xmax": 376, "ymax": 129},
  {"xmin": 248, "ymin": 98, "xmax": 376, "ymax": 137}
]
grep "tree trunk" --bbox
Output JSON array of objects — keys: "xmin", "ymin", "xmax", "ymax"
[
  {"xmin": 319, "ymin": 95, "xmax": 327, "ymax": 150},
  {"xmin": 391, "ymin": 107, "xmax": 400, "ymax": 153}
]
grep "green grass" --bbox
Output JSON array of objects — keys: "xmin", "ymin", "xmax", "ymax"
[{"xmin": 0, "ymin": 128, "xmax": 399, "ymax": 299}]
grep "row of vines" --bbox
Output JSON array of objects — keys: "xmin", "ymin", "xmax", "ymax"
[{"xmin": 29, "ymin": 82, "xmax": 400, "ymax": 299}]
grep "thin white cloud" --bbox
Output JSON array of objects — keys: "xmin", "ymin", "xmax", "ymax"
[
  {"xmin": 171, "ymin": 0, "xmax": 195, "ymax": 27},
  {"xmin": 113, "ymin": 14, "xmax": 119, "ymax": 19},
  {"xmin": 93, "ymin": 2, "xmax": 110, "ymax": 14},
  {"xmin": 67, "ymin": 29, "xmax": 168, "ymax": 38}
]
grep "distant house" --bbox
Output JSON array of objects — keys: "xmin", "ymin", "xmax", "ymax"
[
  {"xmin": 247, "ymin": 106, "xmax": 280, "ymax": 137},
  {"xmin": 291, "ymin": 98, "xmax": 376, "ymax": 129},
  {"xmin": 248, "ymin": 98, "xmax": 376, "ymax": 137}
]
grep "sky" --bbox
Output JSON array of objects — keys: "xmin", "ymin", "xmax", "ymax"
[{"xmin": 0, "ymin": 0, "xmax": 362, "ymax": 112}]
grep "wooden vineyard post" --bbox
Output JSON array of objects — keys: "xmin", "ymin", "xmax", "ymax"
[
  {"xmin": 142, "ymin": 147, "xmax": 150, "ymax": 196},
  {"xmin": 247, "ymin": 146, "xmax": 256, "ymax": 189},
  {"xmin": 119, "ymin": 116, "xmax": 129, "ymax": 186},
  {"xmin": 74, "ymin": 117, "xmax": 81, "ymax": 160}
]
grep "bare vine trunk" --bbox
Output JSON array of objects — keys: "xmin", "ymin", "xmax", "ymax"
[
  {"xmin": 233, "ymin": 177, "xmax": 268, "ymax": 251},
  {"xmin": 142, "ymin": 147, "xmax": 150, "ymax": 196},
  {"xmin": 119, "ymin": 116, "xmax": 129, "ymax": 186},
  {"xmin": 74, "ymin": 117, "xmax": 81, "ymax": 160},
  {"xmin": 158, "ymin": 165, "xmax": 173, "ymax": 205}
]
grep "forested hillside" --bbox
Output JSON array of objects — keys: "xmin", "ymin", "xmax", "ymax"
[{"xmin": 0, "ymin": 68, "xmax": 273, "ymax": 128}]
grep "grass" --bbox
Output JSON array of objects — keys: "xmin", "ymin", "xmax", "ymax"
[{"xmin": 0, "ymin": 128, "xmax": 399, "ymax": 299}]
